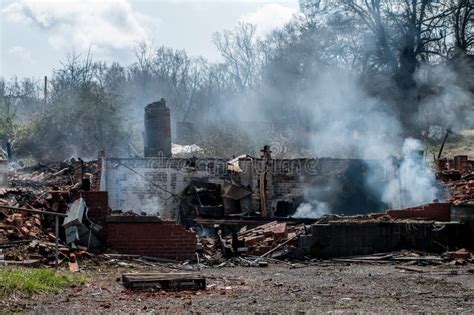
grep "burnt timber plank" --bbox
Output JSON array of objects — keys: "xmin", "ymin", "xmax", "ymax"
[{"xmin": 122, "ymin": 272, "xmax": 206, "ymax": 291}]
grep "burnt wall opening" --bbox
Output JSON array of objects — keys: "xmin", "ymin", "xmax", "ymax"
[
  {"xmin": 275, "ymin": 196, "xmax": 304, "ymax": 217},
  {"xmin": 331, "ymin": 159, "xmax": 388, "ymax": 215},
  {"xmin": 295, "ymin": 159, "xmax": 389, "ymax": 216}
]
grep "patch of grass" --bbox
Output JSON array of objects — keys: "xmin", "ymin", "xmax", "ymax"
[{"xmin": 0, "ymin": 268, "xmax": 86, "ymax": 297}]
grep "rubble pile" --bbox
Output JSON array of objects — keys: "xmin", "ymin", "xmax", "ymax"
[
  {"xmin": 0, "ymin": 211, "xmax": 46, "ymax": 241},
  {"xmin": 332, "ymin": 249, "xmax": 473, "ymax": 267},
  {"xmin": 231, "ymin": 221, "xmax": 305, "ymax": 257},
  {"xmin": 448, "ymin": 179, "xmax": 474, "ymax": 205},
  {"xmin": 8, "ymin": 159, "xmax": 99, "ymax": 191},
  {"xmin": 0, "ymin": 160, "xmax": 101, "ymax": 267},
  {"xmin": 198, "ymin": 236, "xmax": 225, "ymax": 265},
  {"xmin": 195, "ymin": 222, "xmax": 308, "ymax": 265}
]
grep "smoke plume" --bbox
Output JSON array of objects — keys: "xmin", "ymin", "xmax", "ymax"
[{"xmin": 382, "ymin": 138, "xmax": 439, "ymax": 209}]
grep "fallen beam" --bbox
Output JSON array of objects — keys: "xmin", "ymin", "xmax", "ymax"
[{"xmin": 122, "ymin": 272, "xmax": 206, "ymax": 291}]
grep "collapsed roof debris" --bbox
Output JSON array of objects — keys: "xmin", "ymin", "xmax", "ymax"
[
  {"xmin": 0, "ymin": 143, "xmax": 473, "ymax": 269},
  {"xmin": 0, "ymin": 159, "xmax": 103, "ymax": 268}
]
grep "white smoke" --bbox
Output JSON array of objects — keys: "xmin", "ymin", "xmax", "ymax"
[
  {"xmin": 292, "ymin": 202, "xmax": 330, "ymax": 219},
  {"xmin": 382, "ymin": 138, "xmax": 439, "ymax": 209},
  {"xmin": 301, "ymin": 69, "xmax": 402, "ymax": 159}
]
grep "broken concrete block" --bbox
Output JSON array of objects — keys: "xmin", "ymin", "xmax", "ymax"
[{"xmin": 263, "ymin": 229, "xmax": 274, "ymax": 237}]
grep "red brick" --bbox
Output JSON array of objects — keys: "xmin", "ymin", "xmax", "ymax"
[
  {"xmin": 448, "ymin": 248, "xmax": 471, "ymax": 259},
  {"xmin": 386, "ymin": 203, "xmax": 450, "ymax": 221},
  {"xmin": 273, "ymin": 223, "xmax": 288, "ymax": 239},
  {"xmin": 245, "ymin": 235, "xmax": 265, "ymax": 246},
  {"xmin": 106, "ymin": 220, "xmax": 196, "ymax": 260},
  {"xmin": 20, "ymin": 226, "xmax": 30, "ymax": 235}
]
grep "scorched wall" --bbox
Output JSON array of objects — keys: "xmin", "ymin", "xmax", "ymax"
[
  {"xmin": 102, "ymin": 158, "xmax": 228, "ymax": 218},
  {"xmin": 102, "ymin": 156, "xmax": 393, "ymax": 218}
]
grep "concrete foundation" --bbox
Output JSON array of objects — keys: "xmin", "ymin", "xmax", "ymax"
[{"xmin": 299, "ymin": 221, "xmax": 469, "ymax": 258}]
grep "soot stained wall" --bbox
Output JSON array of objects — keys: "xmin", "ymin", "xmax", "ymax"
[{"xmin": 103, "ymin": 157, "xmax": 393, "ymax": 218}]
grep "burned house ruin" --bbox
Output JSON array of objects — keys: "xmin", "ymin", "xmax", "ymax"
[{"xmin": 101, "ymin": 100, "xmax": 400, "ymax": 221}]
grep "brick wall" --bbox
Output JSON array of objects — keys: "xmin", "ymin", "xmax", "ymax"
[
  {"xmin": 239, "ymin": 158, "xmax": 360, "ymax": 214},
  {"xmin": 105, "ymin": 217, "xmax": 196, "ymax": 260},
  {"xmin": 71, "ymin": 156, "xmax": 102, "ymax": 191},
  {"xmin": 104, "ymin": 156, "xmax": 392, "ymax": 217},
  {"xmin": 386, "ymin": 203, "xmax": 451, "ymax": 221},
  {"xmin": 239, "ymin": 158, "xmax": 391, "ymax": 216},
  {"xmin": 104, "ymin": 158, "xmax": 228, "ymax": 218},
  {"xmin": 80, "ymin": 191, "xmax": 110, "ymax": 225}
]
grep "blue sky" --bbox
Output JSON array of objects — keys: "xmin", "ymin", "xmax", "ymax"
[{"xmin": 1, "ymin": 0, "xmax": 300, "ymax": 79}]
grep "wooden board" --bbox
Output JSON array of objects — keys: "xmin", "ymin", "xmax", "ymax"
[{"xmin": 122, "ymin": 272, "xmax": 206, "ymax": 291}]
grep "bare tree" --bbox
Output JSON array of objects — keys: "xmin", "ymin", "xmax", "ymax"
[
  {"xmin": 212, "ymin": 23, "xmax": 263, "ymax": 93},
  {"xmin": 451, "ymin": 0, "xmax": 473, "ymax": 54}
]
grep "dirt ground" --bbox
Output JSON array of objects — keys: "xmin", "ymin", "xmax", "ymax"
[{"xmin": 4, "ymin": 258, "xmax": 473, "ymax": 314}]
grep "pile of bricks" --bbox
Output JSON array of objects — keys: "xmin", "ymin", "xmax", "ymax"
[
  {"xmin": 0, "ymin": 212, "xmax": 45, "ymax": 240},
  {"xmin": 229, "ymin": 221, "xmax": 304, "ymax": 256},
  {"xmin": 448, "ymin": 179, "xmax": 474, "ymax": 205},
  {"xmin": 0, "ymin": 209, "xmax": 94, "ymax": 266},
  {"xmin": 0, "ymin": 158, "xmax": 106, "ymax": 267}
]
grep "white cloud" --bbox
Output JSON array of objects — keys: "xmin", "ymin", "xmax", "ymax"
[
  {"xmin": 239, "ymin": 3, "xmax": 301, "ymax": 37},
  {"xmin": 8, "ymin": 46, "xmax": 35, "ymax": 65},
  {"xmin": 2, "ymin": 0, "xmax": 158, "ymax": 54}
]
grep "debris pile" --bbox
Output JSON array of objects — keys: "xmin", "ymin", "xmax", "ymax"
[
  {"xmin": 447, "ymin": 179, "xmax": 474, "ymax": 205},
  {"xmin": 332, "ymin": 249, "xmax": 473, "ymax": 269},
  {"xmin": 0, "ymin": 211, "xmax": 45, "ymax": 240},
  {"xmin": 198, "ymin": 236, "xmax": 225, "ymax": 265},
  {"xmin": 197, "ymin": 221, "xmax": 307, "ymax": 264},
  {"xmin": 0, "ymin": 159, "xmax": 102, "ymax": 268},
  {"xmin": 231, "ymin": 221, "xmax": 305, "ymax": 257},
  {"xmin": 8, "ymin": 159, "xmax": 100, "ymax": 191}
]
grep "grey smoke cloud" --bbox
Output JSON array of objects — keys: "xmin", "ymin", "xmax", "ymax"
[
  {"xmin": 283, "ymin": 68, "xmax": 449, "ymax": 218},
  {"xmin": 382, "ymin": 138, "xmax": 439, "ymax": 209}
]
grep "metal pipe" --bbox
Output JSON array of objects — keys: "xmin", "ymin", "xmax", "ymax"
[
  {"xmin": 55, "ymin": 215, "xmax": 59, "ymax": 269},
  {"xmin": 0, "ymin": 205, "xmax": 67, "ymax": 217},
  {"xmin": 437, "ymin": 128, "xmax": 451, "ymax": 160}
]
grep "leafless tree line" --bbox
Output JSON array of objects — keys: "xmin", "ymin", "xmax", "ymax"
[{"xmin": 0, "ymin": 0, "xmax": 472, "ymax": 159}]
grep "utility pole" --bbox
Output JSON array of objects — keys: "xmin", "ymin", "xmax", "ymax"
[{"xmin": 44, "ymin": 76, "xmax": 48, "ymax": 108}]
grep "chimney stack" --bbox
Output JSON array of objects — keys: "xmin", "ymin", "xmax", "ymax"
[{"xmin": 144, "ymin": 98, "xmax": 171, "ymax": 158}]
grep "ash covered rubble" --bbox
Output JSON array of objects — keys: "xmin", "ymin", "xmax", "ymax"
[
  {"xmin": 0, "ymin": 99, "xmax": 473, "ymax": 273},
  {"xmin": 0, "ymin": 158, "xmax": 106, "ymax": 268},
  {"xmin": 436, "ymin": 156, "xmax": 474, "ymax": 205}
]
